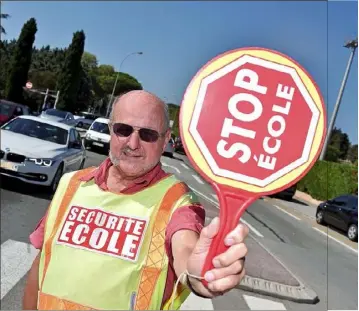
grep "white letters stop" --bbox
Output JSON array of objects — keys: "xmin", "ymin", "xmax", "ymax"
[{"xmin": 217, "ymin": 68, "xmax": 295, "ymax": 171}]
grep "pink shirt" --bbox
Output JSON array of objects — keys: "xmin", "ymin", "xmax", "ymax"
[{"xmin": 29, "ymin": 158, "xmax": 205, "ymax": 308}]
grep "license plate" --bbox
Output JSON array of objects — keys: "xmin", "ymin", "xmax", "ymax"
[
  {"xmin": 93, "ymin": 142, "xmax": 104, "ymax": 147},
  {"xmin": 0, "ymin": 160, "xmax": 19, "ymax": 172}
]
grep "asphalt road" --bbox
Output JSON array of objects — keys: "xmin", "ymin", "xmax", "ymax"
[{"xmin": 1, "ymin": 150, "xmax": 357, "ymax": 310}]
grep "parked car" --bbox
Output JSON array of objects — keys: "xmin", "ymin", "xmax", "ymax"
[
  {"xmin": 316, "ymin": 194, "xmax": 358, "ymax": 241},
  {"xmin": 269, "ymin": 183, "xmax": 297, "ymax": 200},
  {"xmin": 0, "ymin": 115, "xmax": 86, "ymax": 193},
  {"xmin": 0, "ymin": 100, "xmax": 31, "ymax": 126},
  {"xmin": 174, "ymin": 137, "xmax": 185, "ymax": 154},
  {"xmin": 84, "ymin": 118, "xmax": 111, "ymax": 153},
  {"xmin": 163, "ymin": 138, "xmax": 175, "ymax": 158},
  {"xmin": 40, "ymin": 109, "xmax": 78, "ymax": 127},
  {"xmin": 74, "ymin": 112, "xmax": 102, "ymax": 130}
]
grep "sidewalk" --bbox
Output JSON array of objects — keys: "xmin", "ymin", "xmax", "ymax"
[{"xmin": 294, "ymin": 191, "xmax": 324, "ymax": 206}]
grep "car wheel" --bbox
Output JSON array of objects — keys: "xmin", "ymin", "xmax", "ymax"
[
  {"xmin": 48, "ymin": 163, "xmax": 63, "ymax": 194},
  {"xmin": 77, "ymin": 122, "xmax": 83, "ymax": 128},
  {"xmin": 347, "ymin": 224, "xmax": 358, "ymax": 242},
  {"xmin": 316, "ymin": 210, "xmax": 325, "ymax": 225}
]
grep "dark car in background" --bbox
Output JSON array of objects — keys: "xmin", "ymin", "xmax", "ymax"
[
  {"xmin": 174, "ymin": 137, "xmax": 185, "ymax": 154},
  {"xmin": 0, "ymin": 100, "xmax": 31, "ymax": 126},
  {"xmin": 269, "ymin": 183, "xmax": 297, "ymax": 200},
  {"xmin": 316, "ymin": 194, "xmax": 358, "ymax": 241}
]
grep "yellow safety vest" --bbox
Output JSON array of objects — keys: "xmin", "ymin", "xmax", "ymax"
[{"xmin": 37, "ymin": 167, "xmax": 198, "ymax": 310}]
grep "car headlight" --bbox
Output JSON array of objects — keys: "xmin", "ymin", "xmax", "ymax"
[
  {"xmin": 86, "ymin": 133, "xmax": 91, "ymax": 139},
  {"xmin": 28, "ymin": 158, "xmax": 53, "ymax": 167}
]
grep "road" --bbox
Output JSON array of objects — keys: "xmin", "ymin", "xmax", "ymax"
[{"xmin": 1, "ymin": 150, "xmax": 357, "ymax": 310}]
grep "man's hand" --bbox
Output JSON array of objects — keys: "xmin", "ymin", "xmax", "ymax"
[{"xmin": 186, "ymin": 217, "xmax": 248, "ymax": 297}]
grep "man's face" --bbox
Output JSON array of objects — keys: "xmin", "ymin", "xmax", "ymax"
[{"xmin": 109, "ymin": 93, "xmax": 170, "ymax": 179}]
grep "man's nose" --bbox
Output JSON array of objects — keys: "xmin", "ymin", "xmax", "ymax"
[{"xmin": 127, "ymin": 131, "xmax": 140, "ymax": 149}]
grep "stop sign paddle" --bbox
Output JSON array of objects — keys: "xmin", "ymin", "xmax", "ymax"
[{"xmin": 179, "ymin": 47, "xmax": 326, "ymax": 287}]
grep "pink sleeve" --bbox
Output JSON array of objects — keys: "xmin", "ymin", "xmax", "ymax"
[
  {"xmin": 165, "ymin": 204, "xmax": 205, "ymax": 262},
  {"xmin": 29, "ymin": 216, "xmax": 46, "ymax": 249}
]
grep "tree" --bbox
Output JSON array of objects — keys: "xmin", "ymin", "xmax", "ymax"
[
  {"xmin": 325, "ymin": 127, "xmax": 351, "ymax": 161},
  {"xmin": 56, "ymin": 30, "xmax": 86, "ymax": 112},
  {"xmin": 5, "ymin": 18, "xmax": 37, "ymax": 103},
  {"xmin": 325, "ymin": 145, "xmax": 341, "ymax": 162},
  {"xmin": 0, "ymin": 1, "xmax": 10, "ymax": 35},
  {"xmin": 167, "ymin": 103, "xmax": 180, "ymax": 137},
  {"xmin": 81, "ymin": 51, "xmax": 98, "ymax": 73},
  {"xmin": 347, "ymin": 144, "xmax": 358, "ymax": 164}
]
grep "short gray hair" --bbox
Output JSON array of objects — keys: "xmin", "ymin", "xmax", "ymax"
[{"xmin": 109, "ymin": 93, "xmax": 171, "ymax": 133}]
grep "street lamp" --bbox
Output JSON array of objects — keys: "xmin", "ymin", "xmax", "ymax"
[
  {"xmin": 319, "ymin": 38, "xmax": 358, "ymax": 160},
  {"xmin": 106, "ymin": 51, "xmax": 143, "ymax": 117}
]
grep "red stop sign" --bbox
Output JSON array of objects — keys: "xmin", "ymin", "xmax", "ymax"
[
  {"xmin": 180, "ymin": 48, "xmax": 325, "ymax": 285},
  {"xmin": 190, "ymin": 54, "xmax": 320, "ymax": 187}
]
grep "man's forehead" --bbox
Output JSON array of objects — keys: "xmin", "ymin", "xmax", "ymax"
[{"xmin": 112, "ymin": 91, "xmax": 166, "ymax": 127}]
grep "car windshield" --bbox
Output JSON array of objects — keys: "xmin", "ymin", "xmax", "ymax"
[
  {"xmin": 90, "ymin": 121, "xmax": 110, "ymax": 134},
  {"xmin": 2, "ymin": 118, "xmax": 68, "ymax": 145},
  {"xmin": 0, "ymin": 102, "xmax": 15, "ymax": 116},
  {"xmin": 79, "ymin": 112, "xmax": 98, "ymax": 120},
  {"xmin": 44, "ymin": 109, "xmax": 67, "ymax": 118}
]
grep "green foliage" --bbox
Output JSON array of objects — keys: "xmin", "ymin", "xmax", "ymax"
[
  {"xmin": 0, "ymin": 39, "xmax": 16, "ymax": 96},
  {"xmin": 324, "ymin": 127, "xmax": 351, "ymax": 161},
  {"xmin": 5, "ymin": 18, "xmax": 37, "ymax": 103},
  {"xmin": 325, "ymin": 145, "xmax": 341, "ymax": 162},
  {"xmin": 167, "ymin": 103, "xmax": 180, "ymax": 136},
  {"xmin": 347, "ymin": 144, "xmax": 358, "ymax": 163},
  {"xmin": 56, "ymin": 31, "xmax": 86, "ymax": 112},
  {"xmin": 297, "ymin": 160, "xmax": 358, "ymax": 200}
]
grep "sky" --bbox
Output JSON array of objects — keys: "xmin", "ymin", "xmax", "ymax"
[{"xmin": 2, "ymin": 1, "xmax": 358, "ymax": 144}]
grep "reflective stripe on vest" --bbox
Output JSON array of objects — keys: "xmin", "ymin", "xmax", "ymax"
[{"xmin": 38, "ymin": 168, "xmax": 192, "ymax": 310}]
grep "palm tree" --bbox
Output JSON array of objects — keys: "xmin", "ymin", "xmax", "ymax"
[{"xmin": 0, "ymin": 1, "xmax": 10, "ymax": 35}]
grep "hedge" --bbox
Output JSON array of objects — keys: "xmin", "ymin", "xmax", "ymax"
[{"xmin": 297, "ymin": 160, "xmax": 358, "ymax": 201}]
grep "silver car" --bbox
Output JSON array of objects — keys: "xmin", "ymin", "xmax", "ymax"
[
  {"xmin": 40, "ymin": 108, "xmax": 78, "ymax": 127},
  {"xmin": 0, "ymin": 115, "xmax": 86, "ymax": 193},
  {"xmin": 163, "ymin": 138, "xmax": 174, "ymax": 158}
]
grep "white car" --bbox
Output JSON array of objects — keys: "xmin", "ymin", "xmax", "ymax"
[
  {"xmin": 0, "ymin": 115, "xmax": 87, "ymax": 193},
  {"xmin": 84, "ymin": 118, "xmax": 111, "ymax": 153}
]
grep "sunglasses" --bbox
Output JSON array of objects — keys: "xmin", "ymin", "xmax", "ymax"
[{"xmin": 112, "ymin": 123, "xmax": 164, "ymax": 143}]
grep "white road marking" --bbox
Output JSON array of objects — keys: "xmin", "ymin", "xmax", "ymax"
[
  {"xmin": 189, "ymin": 186, "xmax": 217, "ymax": 206},
  {"xmin": 312, "ymin": 227, "xmax": 358, "ymax": 254},
  {"xmin": 180, "ymin": 163, "xmax": 189, "ymax": 170},
  {"xmin": 162, "ymin": 162, "xmax": 181, "ymax": 174},
  {"xmin": 1, "ymin": 239, "xmax": 39, "ymax": 299},
  {"xmin": 189, "ymin": 186, "xmax": 263, "ymax": 238},
  {"xmin": 192, "ymin": 174, "xmax": 204, "ymax": 185},
  {"xmin": 180, "ymin": 293, "xmax": 214, "ymax": 310},
  {"xmin": 274, "ymin": 205, "xmax": 301, "ymax": 221},
  {"xmin": 243, "ymin": 294, "xmax": 286, "ymax": 310},
  {"xmin": 240, "ymin": 219, "xmax": 264, "ymax": 238}
]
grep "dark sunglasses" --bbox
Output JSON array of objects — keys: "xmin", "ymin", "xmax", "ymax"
[{"xmin": 112, "ymin": 123, "xmax": 163, "ymax": 143}]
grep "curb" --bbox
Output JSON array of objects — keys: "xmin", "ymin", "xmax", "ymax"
[
  {"xmin": 237, "ymin": 275, "xmax": 319, "ymax": 304},
  {"xmin": 236, "ymin": 236, "xmax": 319, "ymax": 304}
]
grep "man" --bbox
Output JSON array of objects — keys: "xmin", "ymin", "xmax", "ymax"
[{"xmin": 23, "ymin": 90, "xmax": 248, "ymax": 310}]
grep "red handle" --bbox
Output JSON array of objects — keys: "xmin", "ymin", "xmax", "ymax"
[{"xmin": 201, "ymin": 184, "xmax": 256, "ymax": 287}]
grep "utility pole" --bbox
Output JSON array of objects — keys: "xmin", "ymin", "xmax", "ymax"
[
  {"xmin": 319, "ymin": 38, "xmax": 358, "ymax": 160},
  {"xmin": 105, "ymin": 51, "xmax": 143, "ymax": 118}
]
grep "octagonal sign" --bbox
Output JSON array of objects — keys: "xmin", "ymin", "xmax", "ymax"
[
  {"xmin": 181, "ymin": 48, "xmax": 326, "ymax": 194},
  {"xmin": 180, "ymin": 47, "xmax": 326, "ymax": 285},
  {"xmin": 189, "ymin": 54, "xmax": 318, "ymax": 187}
]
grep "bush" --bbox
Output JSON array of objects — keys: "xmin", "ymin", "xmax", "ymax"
[{"xmin": 297, "ymin": 160, "xmax": 357, "ymax": 201}]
